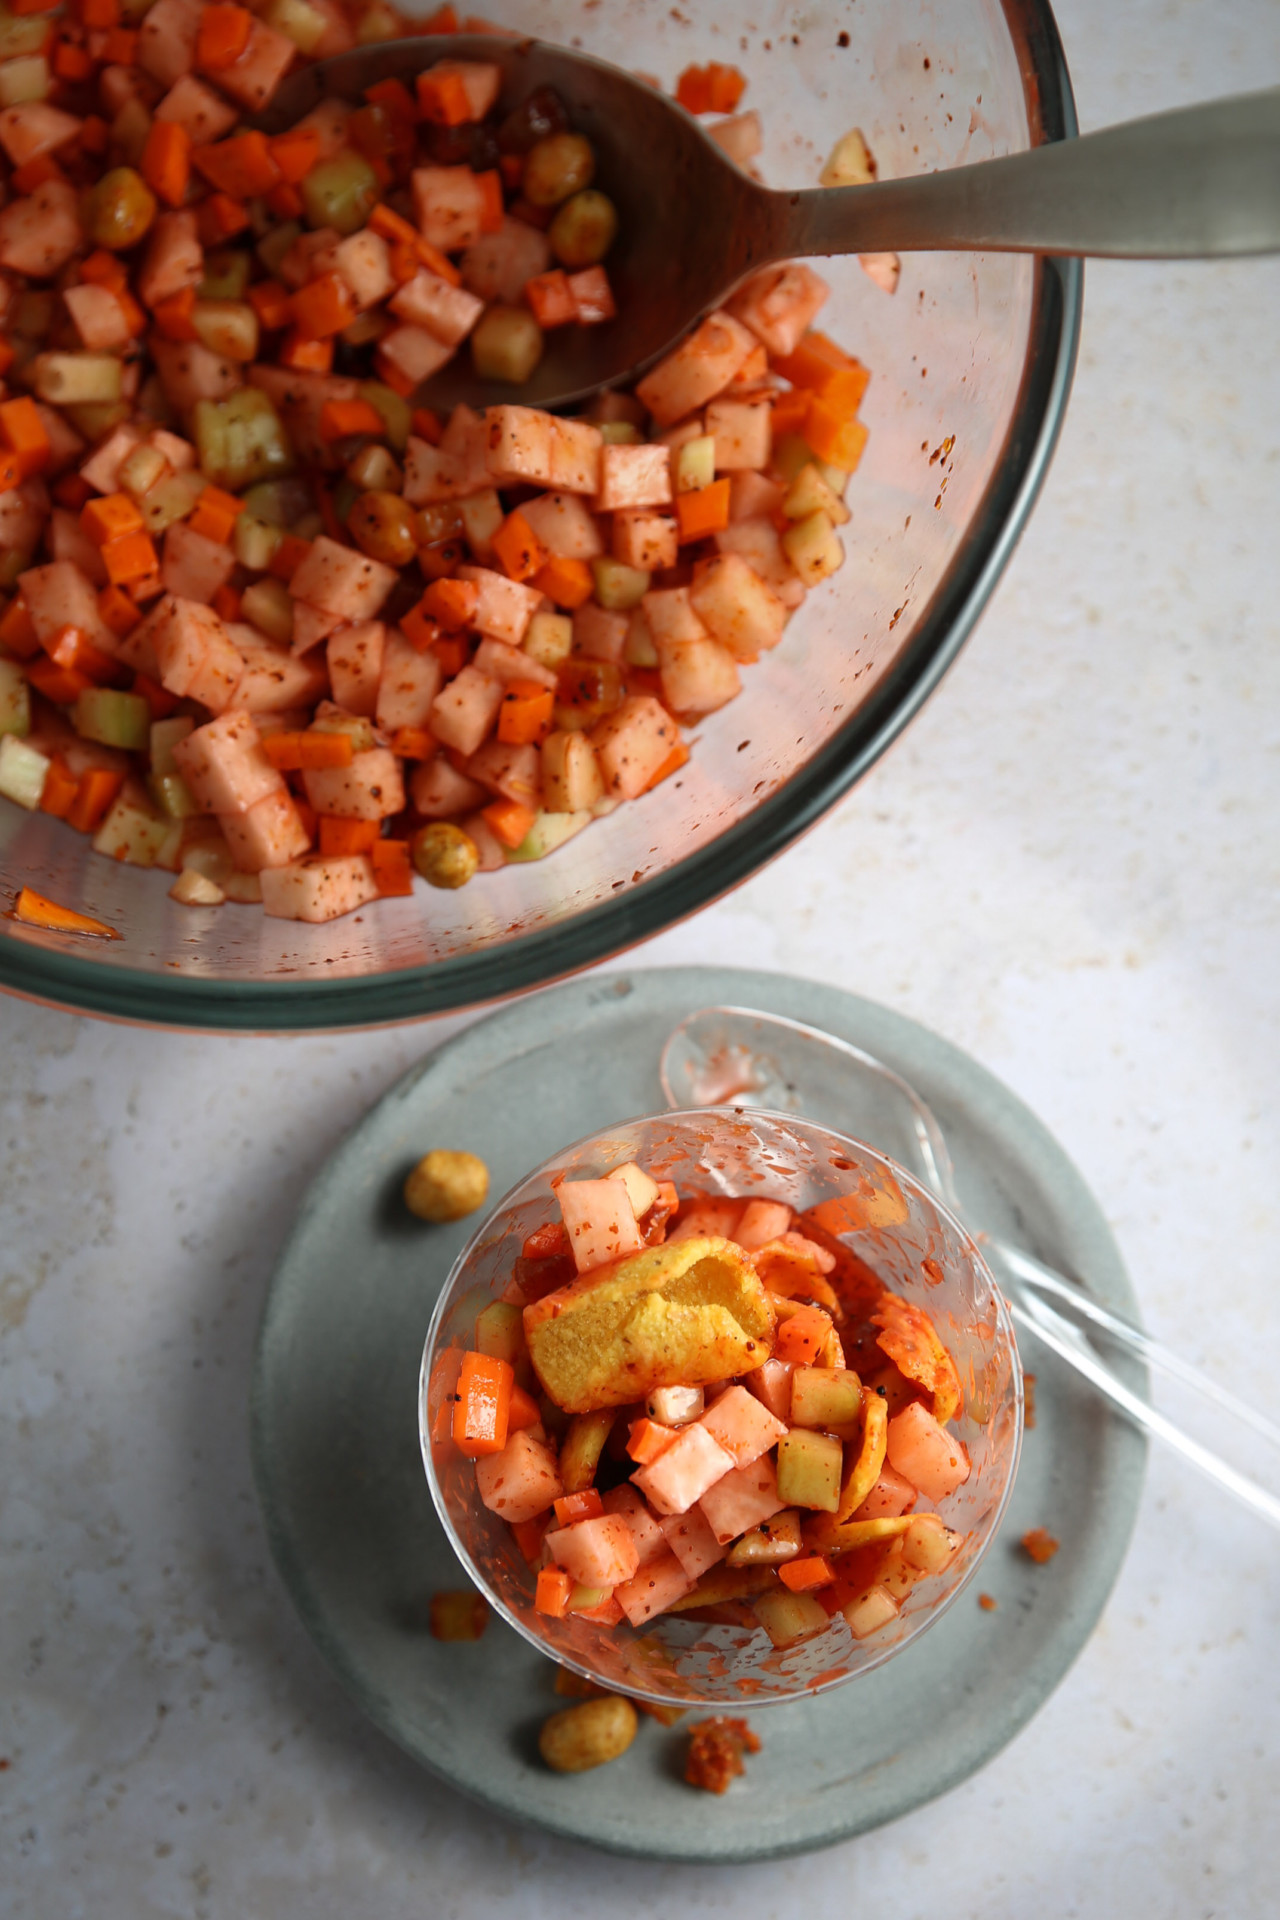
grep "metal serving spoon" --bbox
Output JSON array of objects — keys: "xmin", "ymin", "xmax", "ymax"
[
  {"xmin": 261, "ymin": 35, "xmax": 1280, "ymax": 410},
  {"xmin": 659, "ymin": 1005, "xmax": 1280, "ymax": 1533}
]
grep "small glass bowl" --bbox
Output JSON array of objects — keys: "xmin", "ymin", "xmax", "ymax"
[{"xmin": 419, "ymin": 1108, "xmax": 1022, "ymax": 1709}]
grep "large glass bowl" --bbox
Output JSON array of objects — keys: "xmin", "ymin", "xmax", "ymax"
[
  {"xmin": 0, "ymin": 0, "xmax": 1079, "ymax": 1027},
  {"xmin": 419, "ymin": 1109, "xmax": 1023, "ymax": 1708}
]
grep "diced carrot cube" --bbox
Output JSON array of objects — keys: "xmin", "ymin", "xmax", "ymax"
[
  {"xmin": 80, "ymin": 0, "xmax": 119, "ymax": 27},
  {"xmin": 626, "ymin": 1417, "xmax": 677, "ymax": 1467},
  {"xmin": 102, "ymin": 24, "xmax": 137, "ymax": 61},
  {"xmin": 193, "ymin": 130, "xmax": 281, "ymax": 200},
  {"xmin": 197, "ymin": 193, "xmax": 252, "ymax": 244},
  {"xmin": 197, "ymin": 2, "xmax": 251, "ymax": 70},
  {"xmin": 101, "ymin": 530, "xmax": 159, "ymax": 586},
  {"xmin": 267, "ymin": 182, "xmax": 304, "ymax": 221},
  {"xmin": 81, "ymin": 116, "xmax": 108, "ymax": 155},
  {"xmin": 131, "ymin": 670, "xmax": 179, "ymax": 719},
  {"xmin": 707, "ymin": 63, "xmax": 747, "ymax": 112},
  {"xmin": 261, "ymin": 731, "xmax": 354, "ymax": 772},
  {"xmin": 278, "ymin": 329, "xmax": 334, "ymax": 374},
  {"xmin": 247, "ymin": 279, "xmax": 293, "ymax": 331},
  {"xmin": 318, "ymin": 398, "xmax": 387, "ymax": 443},
  {"xmin": 804, "ymin": 400, "xmax": 868, "ymax": 472},
  {"xmin": 779, "ymin": 1554, "xmax": 834, "ymax": 1592},
  {"xmin": 476, "ymin": 167, "xmax": 503, "ymax": 233},
  {"xmin": 151, "ymin": 285, "xmax": 199, "ymax": 341},
  {"xmin": 675, "ymin": 477, "xmax": 731, "ymax": 543},
  {"xmin": 496, "ymin": 682, "xmax": 554, "ymax": 746},
  {"xmin": 422, "ymin": 577, "xmax": 479, "ymax": 632},
  {"xmin": 269, "ymin": 128, "xmax": 320, "ymax": 184},
  {"xmin": 481, "ymin": 796, "xmax": 535, "ymax": 850},
  {"xmin": 411, "ymin": 406, "xmax": 443, "ymax": 445},
  {"xmin": 430, "ymin": 634, "xmax": 467, "ymax": 678},
  {"xmin": 318, "ymin": 815, "xmax": 381, "ymax": 857},
  {"xmin": 0, "ymin": 597, "xmax": 40, "ymax": 659},
  {"xmin": 370, "ymin": 837, "xmax": 413, "ymax": 896},
  {"xmin": 534, "ymin": 1567, "xmax": 573, "ymax": 1617},
  {"xmin": 187, "ymin": 485, "xmax": 246, "ymax": 545},
  {"xmin": 770, "ymin": 388, "xmax": 811, "ymax": 436},
  {"xmin": 13, "ymin": 156, "xmax": 66, "ymax": 194},
  {"xmin": 491, "ymin": 508, "xmax": 548, "ymax": 584},
  {"xmin": 0, "ymin": 396, "xmax": 51, "ymax": 478},
  {"xmin": 530, "ymin": 553, "xmax": 593, "ymax": 611},
  {"xmin": 25, "ymin": 658, "xmax": 92, "ymax": 704},
  {"xmin": 675, "ymin": 65, "xmax": 713, "ymax": 113},
  {"xmin": 65, "ymin": 767, "xmax": 124, "ymax": 833},
  {"xmin": 417, "ymin": 68, "xmax": 472, "ymax": 127},
  {"xmin": 640, "ymin": 739, "xmax": 689, "ymax": 792},
  {"xmin": 211, "ymin": 585, "xmax": 240, "ymax": 623},
  {"xmin": 140, "ymin": 119, "xmax": 191, "ymax": 209},
  {"xmin": 771, "ymin": 329, "xmax": 861, "ymax": 390},
  {"xmin": 80, "ymin": 250, "xmax": 127, "ymax": 292},
  {"xmin": 38, "ymin": 754, "xmax": 80, "ymax": 819},
  {"xmin": 290, "ymin": 272, "xmax": 357, "ymax": 341},
  {"xmin": 524, "ymin": 269, "xmax": 576, "ymax": 330},
  {"xmin": 774, "ymin": 1304, "xmax": 834, "ymax": 1366},
  {"xmin": 80, "ymin": 492, "xmax": 144, "ymax": 547},
  {"xmin": 553, "ymin": 1488, "xmax": 605, "ymax": 1527},
  {"xmin": 96, "ymin": 585, "xmax": 140, "ymax": 639},
  {"xmin": 53, "ymin": 40, "xmax": 93, "ymax": 81},
  {"xmin": 451, "ymin": 1349, "xmax": 514, "ymax": 1458}
]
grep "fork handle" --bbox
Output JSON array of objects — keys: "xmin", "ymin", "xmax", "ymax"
[{"xmin": 785, "ymin": 87, "xmax": 1280, "ymax": 259}]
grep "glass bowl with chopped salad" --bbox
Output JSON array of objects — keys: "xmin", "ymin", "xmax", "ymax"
[
  {"xmin": 0, "ymin": 0, "xmax": 1079, "ymax": 1027},
  {"xmin": 420, "ymin": 1108, "xmax": 1023, "ymax": 1708}
]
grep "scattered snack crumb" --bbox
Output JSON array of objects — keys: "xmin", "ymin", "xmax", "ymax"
[
  {"xmin": 10, "ymin": 887, "xmax": 119, "ymax": 939},
  {"xmin": 428, "ymin": 1590, "xmax": 489, "ymax": 1641},
  {"xmin": 539, "ymin": 1695, "xmax": 638, "ymax": 1772},
  {"xmin": 978, "ymin": 1592, "xmax": 998, "ymax": 1611},
  {"xmin": 685, "ymin": 1716, "xmax": 762, "ymax": 1794},
  {"xmin": 1024, "ymin": 1372, "xmax": 1037, "ymax": 1430},
  {"xmin": 1020, "ymin": 1527, "xmax": 1060, "ymax": 1565},
  {"xmin": 405, "ymin": 1149, "xmax": 490, "ymax": 1223}
]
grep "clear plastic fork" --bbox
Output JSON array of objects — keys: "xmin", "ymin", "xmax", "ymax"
[{"xmin": 659, "ymin": 1005, "xmax": 1280, "ymax": 1533}]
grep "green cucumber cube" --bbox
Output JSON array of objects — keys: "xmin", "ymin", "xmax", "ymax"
[
  {"xmin": 591, "ymin": 557, "xmax": 649, "ymax": 611},
  {"xmin": 507, "ymin": 810, "xmax": 591, "ymax": 862},
  {"xmin": 775, "ymin": 1427, "xmax": 843, "ymax": 1511},
  {"xmin": 0, "ymin": 657, "xmax": 31, "ymax": 738},
  {"xmin": 789, "ymin": 1367, "xmax": 864, "ymax": 1439},
  {"xmin": 75, "ymin": 687, "xmax": 152, "ymax": 753},
  {"xmin": 0, "ymin": 732, "xmax": 49, "ymax": 809}
]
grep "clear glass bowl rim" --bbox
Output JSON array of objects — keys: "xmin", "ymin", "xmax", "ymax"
[
  {"xmin": 0, "ymin": 0, "xmax": 1081, "ymax": 1031},
  {"xmin": 418, "ymin": 1105, "xmax": 1024, "ymax": 1708}
]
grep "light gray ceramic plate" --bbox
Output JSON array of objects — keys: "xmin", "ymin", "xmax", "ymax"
[{"xmin": 250, "ymin": 966, "xmax": 1146, "ymax": 1862}]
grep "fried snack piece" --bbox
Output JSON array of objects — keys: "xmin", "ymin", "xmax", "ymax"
[
  {"xmin": 523, "ymin": 1235, "xmax": 776, "ymax": 1413},
  {"xmin": 871, "ymin": 1291, "xmax": 963, "ymax": 1425}
]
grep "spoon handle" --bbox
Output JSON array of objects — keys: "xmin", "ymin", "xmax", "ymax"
[{"xmin": 782, "ymin": 87, "xmax": 1280, "ymax": 260}]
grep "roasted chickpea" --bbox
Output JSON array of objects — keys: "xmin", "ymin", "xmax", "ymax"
[
  {"xmin": 522, "ymin": 131, "xmax": 595, "ymax": 208},
  {"xmin": 348, "ymin": 488, "xmax": 418, "ymax": 566},
  {"xmin": 539, "ymin": 1696, "xmax": 638, "ymax": 1773},
  {"xmin": 471, "ymin": 305, "xmax": 543, "ymax": 385},
  {"xmin": 548, "ymin": 189, "xmax": 618, "ymax": 269},
  {"xmin": 403, "ymin": 1148, "xmax": 489, "ymax": 1223},
  {"xmin": 86, "ymin": 167, "xmax": 157, "ymax": 250},
  {"xmin": 411, "ymin": 821, "xmax": 480, "ymax": 890}
]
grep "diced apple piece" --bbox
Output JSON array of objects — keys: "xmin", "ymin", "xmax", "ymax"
[
  {"xmin": 290, "ymin": 535, "xmax": 396, "ymax": 624},
  {"xmin": 820, "ymin": 127, "xmax": 876, "ymax": 188},
  {"xmin": 657, "ymin": 1502, "xmax": 726, "ymax": 1578},
  {"xmin": 213, "ymin": 18, "xmax": 296, "ymax": 113},
  {"xmin": 162, "ymin": 521, "xmax": 237, "ymax": 603},
  {"xmin": 327, "ymin": 229, "xmax": 393, "ymax": 311},
  {"xmin": 789, "ymin": 1368, "xmax": 864, "ymax": 1440},
  {"xmin": 900, "ymin": 1511, "xmax": 963, "ymax": 1574},
  {"xmin": 173, "ymin": 711, "xmax": 281, "ymax": 815},
  {"xmin": 474, "ymin": 1429, "xmax": 562, "ymax": 1523},
  {"xmin": 612, "ymin": 510, "xmax": 678, "ymax": 572},
  {"xmin": 572, "ymin": 602, "xmax": 628, "ymax": 665},
  {"xmin": 540, "ymin": 731, "xmax": 603, "ymax": 813},
  {"xmin": 390, "ymin": 267, "xmax": 483, "ymax": 345},
  {"xmin": 885, "ymin": 1402, "xmax": 971, "ymax": 1503},
  {"xmin": 138, "ymin": 0, "xmax": 200, "ymax": 86},
  {"xmin": 607, "ymin": 1159, "xmax": 659, "ymax": 1220},
  {"xmin": 472, "ymin": 637, "xmax": 557, "ymax": 691},
  {"xmin": 258, "ymin": 854, "xmax": 378, "ymax": 922},
  {"xmin": 137, "ymin": 210, "xmax": 203, "ymax": 309},
  {"xmin": 734, "ymin": 1199, "xmax": 793, "ymax": 1250},
  {"xmin": 632, "ymin": 1421, "xmax": 734, "ymax": 1517},
  {"xmin": 775, "ymin": 1427, "xmax": 843, "ymax": 1512},
  {"xmin": 0, "ymin": 735, "xmax": 50, "ymax": 810},
  {"xmin": 0, "ymin": 180, "xmax": 81, "ymax": 280},
  {"xmin": 549, "ymin": 417, "xmax": 603, "ymax": 496},
  {"xmin": 781, "ymin": 509, "xmax": 844, "ymax": 587},
  {"xmin": 705, "ymin": 398, "xmax": 771, "ymax": 471},
  {"xmin": 642, "ymin": 586, "xmax": 707, "ymax": 646},
  {"xmin": 594, "ymin": 443, "xmax": 671, "ymax": 512},
  {"xmin": 456, "ymin": 565, "xmax": 541, "ymax": 646},
  {"xmin": 698, "ymin": 1453, "xmax": 785, "ymax": 1546},
  {"xmin": 614, "ymin": 1549, "xmax": 694, "ymax": 1626},
  {"xmin": 854, "ymin": 1463, "xmax": 919, "ymax": 1521},
  {"xmin": 600, "ymin": 1484, "xmax": 669, "ymax": 1567},
  {"xmin": 690, "ymin": 552, "xmax": 788, "ymax": 660},
  {"xmin": 545, "ymin": 1513, "xmax": 640, "ymax": 1589},
  {"xmin": 412, "ymin": 164, "xmax": 486, "ymax": 252},
  {"xmin": 698, "ymin": 1384, "xmax": 788, "ymax": 1468},
  {"xmin": 410, "ymin": 754, "xmax": 487, "ymax": 819},
  {"xmin": 665, "ymin": 1195, "xmax": 742, "ymax": 1241},
  {"xmin": 752, "ymin": 1586, "xmax": 830, "ymax": 1648},
  {"xmin": 657, "ymin": 636, "xmax": 740, "ymax": 715},
  {"xmin": 841, "ymin": 1583, "xmax": 900, "ymax": 1640},
  {"xmin": 555, "ymin": 1175, "xmax": 646, "ymax": 1275},
  {"xmin": 716, "ymin": 517, "xmax": 806, "ymax": 610}
]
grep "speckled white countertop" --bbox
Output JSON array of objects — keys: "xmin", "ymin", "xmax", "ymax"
[{"xmin": 4, "ymin": 1, "xmax": 1280, "ymax": 1913}]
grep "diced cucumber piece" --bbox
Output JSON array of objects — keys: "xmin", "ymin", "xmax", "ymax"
[
  {"xmin": 623, "ymin": 607, "xmax": 658, "ymax": 668},
  {"xmin": 471, "ymin": 306, "xmax": 543, "ymax": 385},
  {"xmin": 257, "ymin": 219, "xmax": 301, "ymax": 279},
  {"xmin": 138, "ymin": 469, "xmax": 205, "ymax": 537},
  {"xmin": 198, "ymin": 249, "xmax": 252, "ymax": 302},
  {"xmin": 301, "ymin": 152, "xmax": 379, "ymax": 236},
  {"xmin": 92, "ymin": 789, "xmax": 171, "ymax": 867},
  {"xmin": 74, "ymin": 687, "xmax": 152, "ymax": 753},
  {"xmin": 782, "ymin": 462, "xmax": 850, "ymax": 526},
  {"xmin": 234, "ymin": 511, "xmax": 283, "ymax": 572},
  {"xmin": 0, "ymin": 657, "xmax": 30, "ymax": 737},
  {"xmin": 524, "ymin": 611, "xmax": 573, "ymax": 671},
  {"xmin": 150, "ymin": 715, "xmax": 193, "ymax": 777},
  {"xmin": 506, "ymin": 809, "xmax": 591, "ymax": 862},
  {"xmin": 170, "ymin": 869, "xmax": 227, "ymax": 907},
  {"xmin": 358, "ymin": 381, "xmax": 411, "ymax": 453},
  {"xmin": 0, "ymin": 732, "xmax": 49, "ymax": 808},
  {"xmin": 780, "ymin": 510, "xmax": 844, "ymax": 587},
  {"xmin": 772, "ymin": 432, "xmax": 816, "ymax": 486},
  {"xmin": 598, "ymin": 421, "xmax": 642, "ymax": 446},
  {"xmin": 310, "ymin": 710, "xmax": 376, "ymax": 751},
  {"xmin": 194, "ymin": 389, "xmax": 294, "ymax": 492},
  {"xmin": 789, "ymin": 1367, "xmax": 863, "ymax": 1438},
  {"xmin": 0, "ymin": 50, "xmax": 52, "ymax": 104},
  {"xmin": 591, "ymin": 557, "xmax": 649, "ymax": 611},
  {"xmin": 243, "ymin": 477, "xmax": 313, "ymax": 527},
  {"xmin": 265, "ymin": 0, "xmax": 328, "ymax": 54},
  {"xmin": 240, "ymin": 577, "xmax": 294, "ymax": 643},
  {"xmin": 474, "ymin": 1301, "xmax": 526, "ymax": 1365},
  {"xmin": 814, "ymin": 459, "xmax": 850, "ymax": 498},
  {"xmin": 0, "ymin": 7, "xmax": 57, "ymax": 61},
  {"xmin": 675, "ymin": 434, "xmax": 716, "ymax": 493},
  {"xmin": 148, "ymin": 771, "xmax": 200, "ymax": 821},
  {"xmin": 118, "ymin": 441, "xmax": 169, "ymax": 502},
  {"xmin": 775, "ymin": 1427, "xmax": 843, "ymax": 1511},
  {"xmin": 753, "ymin": 1587, "xmax": 830, "ymax": 1648}
]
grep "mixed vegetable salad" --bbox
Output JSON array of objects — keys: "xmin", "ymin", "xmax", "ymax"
[
  {"xmin": 438, "ymin": 1157, "xmax": 972, "ymax": 1652},
  {"xmin": 0, "ymin": 1, "xmax": 875, "ymax": 926}
]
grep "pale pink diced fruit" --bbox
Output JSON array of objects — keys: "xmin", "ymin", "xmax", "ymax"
[
  {"xmin": 572, "ymin": 603, "xmax": 627, "ymax": 666},
  {"xmin": 519, "ymin": 491, "xmax": 603, "ymax": 560},
  {"xmin": 657, "ymin": 636, "xmax": 740, "ymax": 716},
  {"xmin": 614, "ymin": 1549, "xmax": 694, "ymax": 1627},
  {"xmin": 613, "ymin": 510, "xmax": 678, "ymax": 572},
  {"xmin": 594, "ymin": 443, "xmax": 672, "ymax": 512},
  {"xmin": 548, "ymin": 418, "xmax": 603, "ymax": 496},
  {"xmin": 690, "ymin": 552, "xmax": 788, "ymax": 661},
  {"xmin": 429, "ymin": 663, "xmax": 504, "ymax": 757},
  {"xmin": 715, "ymin": 518, "xmax": 806, "ymax": 611},
  {"xmin": 555, "ymin": 1176, "xmax": 645, "ymax": 1275},
  {"xmin": 698, "ymin": 1453, "xmax": 785, "ymax": 1546},
  {"xmin": 291, "ymin": 602, "xmax": 343, "ymax": 657},
  {"xmin": 743, "ymin": 1356, "xmax": 794, "ymax": 1423},
  {"xmin": 79, "ymin": 422, "xmax": 144, "ymax": 495},
  {"xmin": 727, "ymin": 262, "xmax": 830, "ymax": 358},
  {"xmin": 657, "ymin": 1503, "xmax": 725, "ymax": 1577},
  {"xmin": 472, "ymin": 637, "xmax": 557, "ymax": 691},
  {"xmin": 378, "ymin": 323, "xmax": 454, "ymax": 389},
  {"xmin": 705, "ymin": 398, "xmax": 772, "ymax": 472},
  {"xmin": 63, "ymin": 283, "xmax": 132, "ymax": 354},
  {"xmin": 465, "ymin": 738, "xmax": 539, "ymax": 808},
  {"xmin": 729, "ymin": 471, "xmax": 784, "ymax": 522},
  {"xmin": 259, "ymin": 853, "xmax": 379, "ymax": 924},
  {"xmin": 214, "ymin": 17, "xmax": 296, "ymax": 112},
  {"xmin": 229, "ymin": 629, "xmax": 329, "ymax": 714},
  {"xmin": 218, "ymin": 789, "xmax": 311, "ymax": 871},
  {"xmin": 376, "ymin": 630, "xmax": 442, "ymax": 732},
  {"xmin": 591, "ymin": 695, "xmax": 679, "ymax": 799},
  {"xmin": 18, "ymin": 560, "xmax": 112, "ymax": 649},
  {"xmin": 428, "ymin": 58, "xmax": 501, "ymax": 119},
  {"xmin": 137, "ymin": 209, "xmax": 203, "ymax": 309},
  {"xmin": 641, "ymin": 586, "xmax": 707, "ymax": 647},
  {"xmin": 152, "ymin": 338, "xmax": 238, "ymax": 413},
  {"xmin": 698, "ymin": 1384, "xmax": 788, "ymax": 1469},
  {"xmin": 153, "ymin": 598, "xmax": 244, "ymax": 713},
  {"xmin": 0, "ymin": 103, "xmax": 81, "ymax": 169},
  {"xmin": 162, "ymin": 521, "xmax": 236, "ymax": 602},
  {"xmin": 154, "ymin": 73, "xmax": 238, "ymax": 143},
  {"xmin": 600, "ymin": 1485, "xmax": 669, "ymax": 1567},
  {"xmin": 456, "ymin": 566, "xmax": 541, "ymax": 646},
  {"xmin": 634, "ymin": 310, "xmax": 758, "ymax": 427},
  {"xmin": 665, "ymin": 1196, "xmax": 742, "ymax": 1242},
  {"xmin": 49, "ymin": 510, "xmax": 106, "ymax": 588},
  {"xmin": 608, "ymin": 1160, "xmax": 660, "ymax": 1220},
  {"xmin": 545, "ymin": 1513, "xmax": 640, "ymax": 1589},
  {"xmin": 302, "ymin": 746, "xmax": 404, "ymax": 821},
  {"xmin": 409, "ymin": 754, "xmax": 487, "ymax": 820},
  {"xmin": 290, "ymin": 535, "xmax": 396, "ymax": 623},
  {"xmin": 486, "ymin": 405, "xmax": 555, "ymax": 487},
  {"xmin": 412, "ymin": 164, "xmax": 486, "ymax": 253},
  {"xmin": 854, "ymin": 1463, "xmax": 919, "ymax": 1521},
  {"xmin": 632, "ymin": 1421, "xmax": 734, "ymax": 1517},
  {"xmin": 326, "ymin": 620, "xmax": 385, "ymax": 718},
  {"xmin": 461, "ymin": 215, "xmax": 551, "ymax": 305},
  {"xmin": 36, "ymin": 403, "xmax": 84, "ymax": 476},
  {"xmin": 886, "ymin": 1402, "xmax": 971, "ymax": 1503},
  {"xmin": 390, "ymin": 268, "xmax": 484, "ymax": 346},
  {"xmin": 138, "ymin": 0, "xmax": 200, "ymax": 86},
  {"xmin": 0, "ymin": 180, "xmax": 81, "ymax": 280},
  {"xmin": 473, "ymin": 1430, "xmax": 562, "ymax": 1524},
  {"xmin": 734, "ymin": 1199, "xmax": 793, "ymax": 1250},
  {"xmin": 327, "ymin": 229, "xmax": 393, "ymax": 310},
  {"xmin": 173, "ymin": 711, "xmax": 282, "ymax": 816}
]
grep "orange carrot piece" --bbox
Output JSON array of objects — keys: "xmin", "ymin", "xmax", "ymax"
[
  {"xmin": 522, "ymin": 1220, "xmax": 568, "ymax": 1259},
  {"xmin": 247, "ymin": 279, "xmax": 293, "ymax": 331},
  {"xmin": 491, "ymin": 508, "xmax": 548, "ymax": 583},
  {"xmin": 530, "ymin": 553, "xmax": 593, "ymax": 610},
  {"xmin": 198, "ymin": 193, "xmax": 252, "ymax": 245},
  {"xmin": 496, "ymin": 682, "xmax": 554, "ymax": 746},
  {"xmin": 80, "ymin": 0, "xmax": 119, "ymax": 26},
  {"xmin": 388, "ymin": 726, "xmax": 436, "ymax": 760},
  {"xmin": 626, "ymin": 1416, "xmax": 675, "ymax": 1466},
  {"xmin": 65, "ymin": 767, "xmax": 125, "ymax": 834},
  {"xmin": 80, "ymin": 249, "xmax": 128, "ymax": 291},
  {"xmin": 151, "ymin": 285, "xmax": 199, "ymax": 340},
  {"xmin": 0, "ymin": 396, "xmax": 51, "ymax": 478},
  {"xmin": 266, "ymin": 182, "xmax": 304, "ymax": 221},
  {"xmin": 317, "ymin": 816, "xmax": 381, "ymax": 857},
  {"xmin": 0, "ymin": 339, "xmax": 14, "ymax": 379},
  {"xmin": 769, "ymin": 388, "xmax": 811, "ymax": 437},
  {"xmin": 370, "ymin": 837, "xmax": 414, "ymax": 896},
  {"xmin": 771, "ymin": 329, "xmax": 862, "ymax": 391},
  {"xmin": 411, "ymin": 406, "xmax": 443, "ymax": 444},
  {"xmin": 80, "ymin": 492, "xmax": 144, "ymax": 547},
  {"xmin": 211, "ymin": 585, "xmax": 241, "ymax": 623},
  {"xmin": 706, "ymin": 62, "xmax": 746, "ymax": 112},
  {"xmin": 0, "ymin": 596, "xmax": 40, "ymax": 659},
  {"xmin": 452, "ymin": 1349, "xmax": 514, "ymax": 1457},
  {"xmin": 38, "ymin": 754, "xmax": 79, "ymax": 820},
  {"xmin": 10, "ymin": 885, "xmax": 118, "ymax": 938},
  {"xmin": 675, "ymin": 65, "xmax": 712, "ymax": 114},
  {"xmin": 368, "ymin": 203, "xmax": 463, "ymax": 286},
  {"xmin": 430, "ymin": 634, "xmax": 467, "ymax": 678},
  {"xmin": 476, "ymin": 168, "xmax": 503, "ymax": 233},
  {"xmin": 290, "ymin": 272, "xmax": 357, "ymax": 341},
  {"xmin": 278, "ymin": 329, "xmax": 333, "ymax": 374},
  {"xmin": 196, "ymin": 1, "xmax": 251, "ymax": 70},
  {"xmin": 534, "ymin": 1567, "xmax": 573, "ymax": 1618},
  {"xmin": 417, "ymin": 67, "xmax": 472, "ymax": 127},
  {"xmin": 102, "ymin": 23, "xmax": 137, "ymax": 61},
  {"xmin": 81, "ymin": 116, "xmax": 108, "ymax": 155},
  {"xmin": 100, "ymin": 529, "xmax": 159, "ymax": 587},
  {"xmin": 141, "ymin": 118, "xmax": 191, "ymax": 208},
  {"xmin": 523, "ymin": 268, "xmax": 576, "ymax": 330},
  {"xmin": 97, "ymin": 585, "xmax": 140, "ymax": 639},
  {"xmin": 779, "ymin": 1554, "xmax": 834, "ymax": 1592},
  {"xmin": 53, "ymin": 39, "xmax": 93, "ymax": 81},
  {"xmin": 318, "ymin": 397, "xmax": 387, "ymax": 442},
  {"xmin": 639, "ymin": 737, "xmax": 689, "ymax": 792},
  {"xmin": 44, "ymin": 625, "xmax": 118, "ymax": 682},
  {"xmin": 774, "ymin": 1304, "xmax": 835, "ymax": 1366},
  {"xmin": 567, "ymin": 265, "xmax": 615, "ymax": 324},
  {"xmin": 419, "ymin": 2, "xmax": 459, "ymax": 25},
  {"xmin": 269, "ymin": 128, "xmax": 321, "ymax": 184},
  {"xmin": 511, "ymin": 1513, "xmax": 549, "ymax": 1564},
  {"xmin": 25, "ymin": 657, "xmax": 92, "ymax": 704},
  {"xmin": 131, "ymin": 670, "xmax": 180, "ymax": 718},
  {"xmin": 553, "ymin": 1488, "xmax": 605, "ymax": 1527},
  {"xmin": 188, "ymin": 485, "xmax": 246, "ymax": 545},
  {"xmin": 422, "ymin": 577, "xmax": 479, "ymax": 631},
  {"xmin": 675, "ymin": 477, "xmax": 731, "ymax": 543},
  {"xmin": 481, "ymin": 797, "xmax": 536, "ymax": 850},
  {"xmin": 399, "ymin": 597, "xmax": 442, "ymax": 652},
  {"xmin": 193, "ymin": 130, "xmax": 281, "ymax": 199},
  {"xmin": 267, "ymin": 532, "xmax": 312, "ymax": 581},
  {"xmin": 261, "ymin": 730, "xmax": 354, "ymax": 772},
  {"xmin": 803, "ymin": 401, "xmax": 868, "ymax": 473},
  {"xmin": 13, "ymin": 155, "xmax": 66, "ymax": 193}
]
